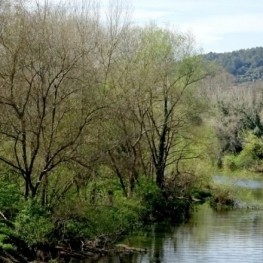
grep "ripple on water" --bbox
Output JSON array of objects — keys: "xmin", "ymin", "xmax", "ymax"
[
  {"xmin": 84, "ymin": 176, "xmax": 263, "ymax": 263},
  {"xmin": 91, "ymin": 205, "xmax": 263, "ymax": 263}
]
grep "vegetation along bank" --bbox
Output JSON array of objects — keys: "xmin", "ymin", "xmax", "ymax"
[{"xmin": 1, "ymin": 0, "xmax": 263, "ymax": 262}]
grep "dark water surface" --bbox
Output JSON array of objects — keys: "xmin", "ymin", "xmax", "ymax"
[{"xmin": 85, "ymin": 176, "xmax": 263, "ymax": 263}]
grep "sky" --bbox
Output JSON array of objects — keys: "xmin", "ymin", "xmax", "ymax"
[
  {"xmin": 128, "ymin": 0, "xmax": 263, "ymax": 53},
  {"xmin": 44, "ymin": 0, "xmax": 263, "ymax": 53}
]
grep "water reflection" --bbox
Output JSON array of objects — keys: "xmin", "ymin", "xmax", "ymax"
[
  {"xmin": 213, "ymin": 175, "xmax": 263, "ymax": 189},
  {"xmin": 172, "ymin": 205, "xmax": 263, "ymax": 263},
  {"xmin": 97, "ymin": 205, "xmax": 263, "ymax": 263},
  {"xmin": 212, "ymin": 175, "xmax": 263, "ymax": 209},
  {"xmin": 84, "ymin": 175, "xmax": 263, "ymax": 263}
]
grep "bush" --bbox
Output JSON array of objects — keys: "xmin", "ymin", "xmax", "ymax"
[
  {"xmin": 0, "ymin": 176, "xmax": 22, "ymax": 219},
  {"xmin": 135, "ymin": 178, "xmax": 163, "ymax": 222},
  {"xmin": 223, "ymin": 154, "xmax": 238, "ymax": 170},
  {"xmin": 14, "ymin": 201, "xmax": 54, "ymax": 246},
  {"xmin": 210, "ymin": 186, "xmax": 235, "ymax": 210},
  {"xmin": 235, "ymin": 132, "xmax": 263, "ymax": 168},
  {"xmin": 0, "ymin": 215, "xmax": 33, "ymax": 262},
  {"xmin": 135, "ymin": 177, "xmax": 193, "ymax": 223},
  {"xmin": 52, "ymin": 191, "xmax": 143, "ymax": 248},
  {"xmin": 223, "ymin": 132, "xmax": 263, "ymax": 170}
]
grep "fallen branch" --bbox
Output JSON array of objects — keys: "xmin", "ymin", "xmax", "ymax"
[
  {"xmin": 0, "ymin": 211, "xmax": 14, "ymax": 228},
  {"xmin": 0, "ymin": 211, "xmax": 7, "ymax": 221}
]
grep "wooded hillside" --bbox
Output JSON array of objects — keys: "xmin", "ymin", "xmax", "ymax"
[{"xmin": 204, "ymin": 47, "xmax": 263, "ymax": 83}]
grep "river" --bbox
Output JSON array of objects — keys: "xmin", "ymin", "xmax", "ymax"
[{"xmin": 84, "ymin": 175, "xmax": 263, "ymax": 263}]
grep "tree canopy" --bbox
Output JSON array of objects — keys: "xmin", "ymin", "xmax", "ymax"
[{"xmin": 204, "ymin": 47, "xmax": 263, "ymax": 83}]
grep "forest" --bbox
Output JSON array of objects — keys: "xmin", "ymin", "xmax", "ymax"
[
  {"xmin": 0, "ymin": 1, "xmax": 263, "ymax": 262},
  {"xmin": 204, "ymin": 47, "xmax": 263, "ymax": 82}
]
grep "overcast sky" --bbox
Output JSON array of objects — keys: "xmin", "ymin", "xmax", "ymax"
[
  {"xmin": 53, "ymin": 0, "xmax": 263, "ymax": 53},
  {"xmin": 128, "ymin": 0, "xmax": 263, "ymax": 53}
]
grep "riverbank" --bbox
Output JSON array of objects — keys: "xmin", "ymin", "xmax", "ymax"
[
  {"xmin": 1, "ymin": 171, "xmax": 262, "ymax": 262},
  {"xmin": 102, "ymin": 203, "xmax": 263, "ymax": 263},
  {"xmin": 211, "ymin": 173, "xmax": 263, "ymax": 209},
  {"xmin": 0, "ymin": 178, "xmax": 197, "ymax": 262}
]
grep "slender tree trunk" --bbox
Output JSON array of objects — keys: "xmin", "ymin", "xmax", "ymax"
[
  {"xmin": 24, "ymin": 180, "xmax": 29, "ymax": 200},
  {"xmin": 41, "ymin": 176, "xmax": 48, "ymax": 207},
  {"xmin": 155, "ymin": 122, "xmax": 168, "ymax": 189},
  {"xmin": 108, "ymin": 151, "xmax": 128, "ymax": 197},
  {"xmin": 156, "ymin": 165, "xmax": 165, "ymax": 189},
  {"xmin": 30, "ymin": 186, "xmax": 37, "ymax": 199},
  {"xmin": 128, "ymin": 171, "xmax": 135, "ymax": 197},
  {"xmin": 24, "ymin": 179, "xmax": 37, "ymax": 200}
]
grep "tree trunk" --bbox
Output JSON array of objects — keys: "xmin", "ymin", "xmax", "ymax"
[
  {"xmin": 24, "ymin": 180, "xmax": 29, "ymax": 200},
  {"xmin": 155, "ymin": 122, "xmax": 167, "ymax": 189},
  {"xmin": 156, "ymin": 165, "xmax": 165, "ymax": 189}
]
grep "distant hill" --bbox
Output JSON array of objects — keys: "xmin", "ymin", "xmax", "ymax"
[{"xmin": 204, "ymin": 47, "xmax": 263, "ymax": 83}]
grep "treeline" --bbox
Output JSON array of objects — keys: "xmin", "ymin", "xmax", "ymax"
[
  {"xmin": 204, "ymin": 47, "xmax": 263, "ymax": 83},
  {"xmin": 202, "ymin": 68, "xmax": 263, "ymax": 172},
  {"xmin": 0, "ymin": 1, "xmax": 211, "ymax": 262},
  {"xmin": 203, "ymin": 47, "xmax": 263, "ymax": 172}
]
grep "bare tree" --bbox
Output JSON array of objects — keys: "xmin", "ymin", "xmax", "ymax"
[
  {"xmin": 128, "ymin": 27, "xmax": 209, "ymax": 189},
  {"xmin": 98, "ymin": 26, "xmax": 209, "ymax": 191},
  {"xmin": 0, "ymin": 1, "xmax": 101, "ymax": 200}
]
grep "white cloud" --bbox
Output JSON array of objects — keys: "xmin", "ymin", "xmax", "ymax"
[
  {"xmin": 178, "ymin": 13, "xmax": 263, "ymax": 50},
  {"xmin": 133, "ymin": 10, "xmax": 170, "ymax": 22},
  {"xmin": 35, "ymin": 0, "xmax": 263, "ymax": 52},
  {"xmin": 130, "ymin": 0, "xmax": 263, "ymax": 51}
]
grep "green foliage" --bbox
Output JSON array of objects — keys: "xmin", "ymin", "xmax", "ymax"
[
  {"xmin": 204, "ymin": 47, "xmax": 263, "ymax": 82},
  {"xmin": 0, "ymin": 223, "xmax": 15, "ymax": 252},
  {"xmin": 52, "ymin": 190, "xmax": 143, "ymax": 247},
  {"xmin": 210, "ymin": 186, "xmax": 235, "ymax": 210},
  {"xmin": 223, "ymin": 132, "xmax": 263, "ymax": 170},
  {"xmin": 191, "ymin": 189, "xmax": 212, "ymax": 201},
  {"xmin": 235, "ymin": 136, "xmax": 261, "ymax": 168},
  {"xmin": 135, "ymin": 178, "xmax": 193, "ymax": 223},
  {"xmin": 0, "ymin": 174, "xmax": 22, "ymax": 218},
  {"xmin": 223, "ymin": 154, "xmax": 238, "ymax": 171},
  {"xmin": 62, "ymin": 217, "xmax": 91, "ymax": 242},
  {"xmin": 0, "ymin": 1, "xmax": 211, "ymax": 261},
  {"xmin": 89, "ymin": 196, "xmax": 142, "ymax": 238},
  {"xmin": 0, "ymin": 242, "xmax": 13, "ymax": 251},
  {"xmin": 135, "ymin": 178, "xmax": 162, "ymax": 220},
  {"xmin": 0, "ymin": 214, "xmax": 32, "ymax": 262},
  {"xmin": 14, "ymin": 201, "xmax": 53, "ymax": 246}
]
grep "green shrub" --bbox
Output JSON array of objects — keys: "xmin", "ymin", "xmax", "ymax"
[
  {"xmin": 135, "ymin": 177, "xmax": 193, "ymax": 223},
  {"xmin": 0, "ymin": 176, "xmax": 22, "ymax": 219},
  {"xmin": 0, "ymin": 226, "xmax": 15, "ymax": 253},
  {"xmin": 223, "ymin": 132, "xmax": 263, "ymax": 170},
  {"xmin": 14, "ymin": 201, "xmax": 54, "ymax": 246},
  {"xmin": 83, "ymin": 195, "xmax": 142, "ymax": 241},
  {"xmin": 53, "ymin": 191, "xmax": 143, "ymax": 248},
  {"xmin": 210, "ymin": 187, "xmax": 235, "ymax": 210},
  {"xmin": 135, "ymin": 178, "xmax": 163, "ymax": 221},
  {"xmin": 235, "ymin": 132, "xmax": 263, "ymax": 168},
  {"xmin": 223, "ymin": 154, "xmax": 237, "ymax": 171}
]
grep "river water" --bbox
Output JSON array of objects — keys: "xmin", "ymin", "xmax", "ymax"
[{"xmin": 85, "ymin": 176, "xmax": 263, "ymax": 263}]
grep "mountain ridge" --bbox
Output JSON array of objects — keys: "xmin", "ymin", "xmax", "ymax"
[{"xmin": 204, "ymin": 46, "xmax": 263, "ymax": 83}]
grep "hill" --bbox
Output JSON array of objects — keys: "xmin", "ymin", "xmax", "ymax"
[{"xmin": 204, "ymin": 47, "xmax": 263, "ymax": 83}]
